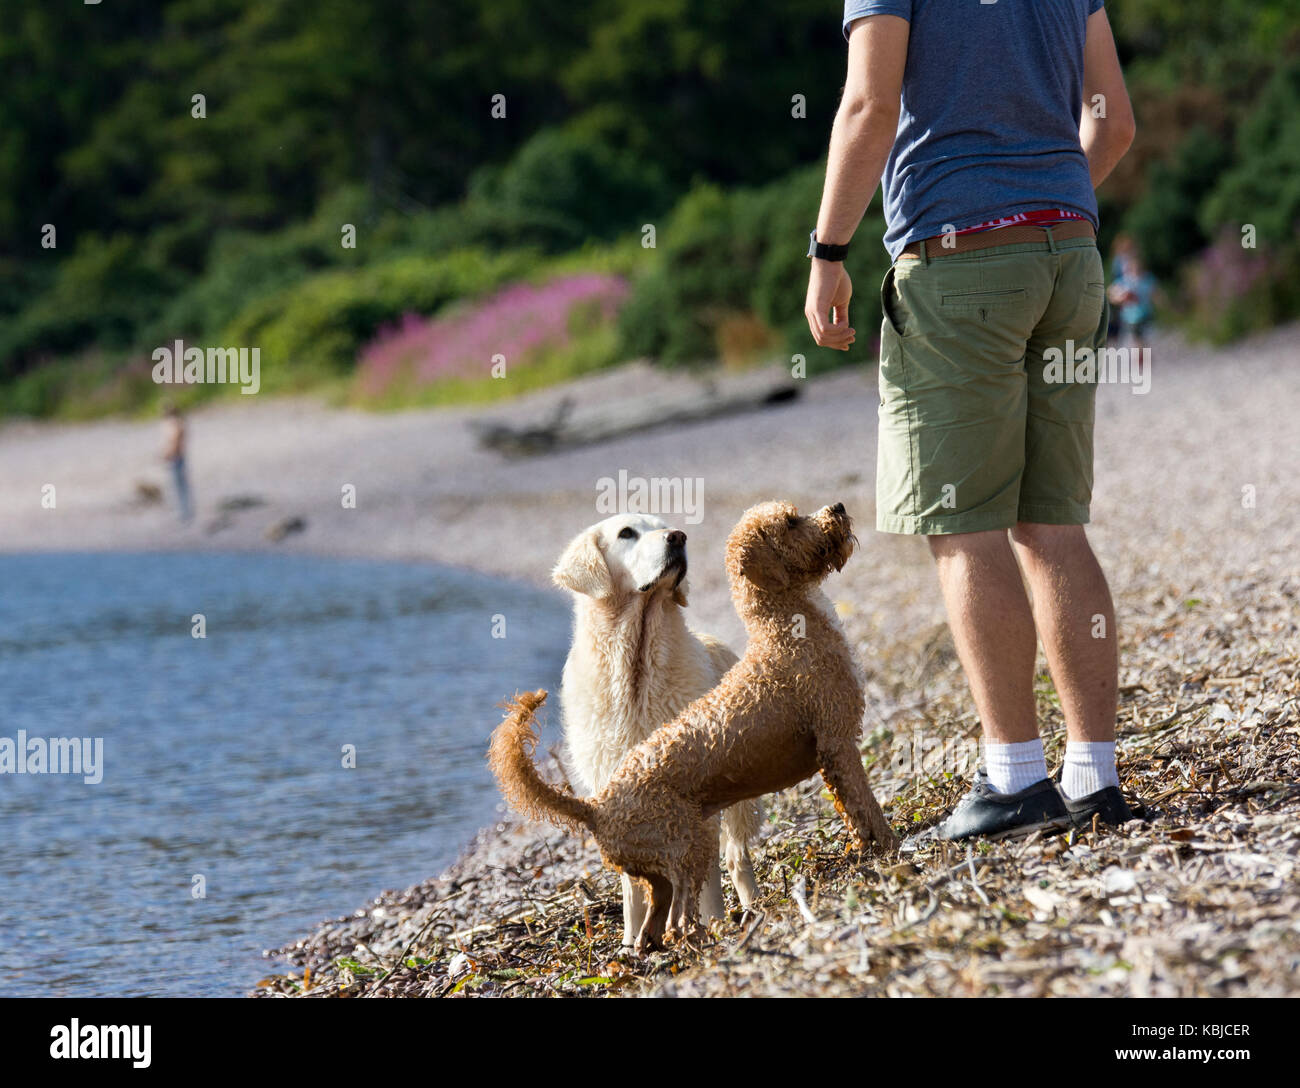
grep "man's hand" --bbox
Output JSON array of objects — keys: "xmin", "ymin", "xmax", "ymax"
[
  {"xmin": 803, "ymin": 12, "xmax": 905, "ymax": 351},
  {"xmin": 806, "ymin": 260, "xmax": 855, "ymax": 350}
]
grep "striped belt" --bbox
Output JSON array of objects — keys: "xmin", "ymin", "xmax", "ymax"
[{"xmin": 899, "ymin": 219, "xmax": 1096, "ymax": 260}]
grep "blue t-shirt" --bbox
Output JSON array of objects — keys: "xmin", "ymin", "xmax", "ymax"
[
  {"xmin": 1117, "ymin": 270, "xmax": 1155, "ymax": 325},
  {"xmin": 842, "ymin": 0, "xmax": 1106, "ymax": 260}
]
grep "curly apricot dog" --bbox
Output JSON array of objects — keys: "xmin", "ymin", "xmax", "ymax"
[{"xmin": 489, "ymin": 500, "xmax": 898, "ymax": 953}]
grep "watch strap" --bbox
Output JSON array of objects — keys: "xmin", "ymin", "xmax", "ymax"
[{"xmin": 807, "ymin": 230, "xmax": 850, "ymax": 261}]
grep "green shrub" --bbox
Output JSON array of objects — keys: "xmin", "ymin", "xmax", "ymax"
[
  {"xmin": 220, "ymin": 249, "xmax": 538, "ymax": 389},
  {"xmin": 486, "ymin": 121, "xmax": 675, "ymax": 251},
  {"xmin": 0, "ymin": 234, "xmax": 177, "ymax": 377},
  {"xmin": 1135, "ymin": 58, "xmax": 1300, "ymax": 342},
  {"xmin": 143, "ymin": 186, "xmax": 375, "ymax": 346},
  {"xmin": 381, "ymin": 121, "xmax": 677, "ymax": 257},
  {"xmin": 1, "ymin": 356, "xmax": 74, "ymax": 417},
  {"xmin": 1121, "ymin": 126, "xmax": 1232, "ymax": 281},
  {"xmin": 617, "ymin": 163, "xmax": 890, "ymax": 370},
  {"xmin": 1200, "ymin": 57, "xmax": 1300, "ymax": 246},
  {"xmin": 617, "ymin": 183, "xmax": 753, "ymax": 363},
  {"xmin": 1183, "ymin": 229, "xmax": 1300, "ymax": 344},
  {"xmin": 0, "ymin": 349, "xmax": 159, "ymax": 420},
  {"xmin": 145, "ymin": 231, "xmax": 338, "ymax": 348},
  {"xmin": 0, "ymin": 259, "xmax": 54, "ymax": 379},
  {"xmin": 751, "ymin": 169, "xmax": 890, "ymax": 368}
]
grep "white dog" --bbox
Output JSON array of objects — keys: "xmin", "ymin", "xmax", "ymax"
[{"xmin": 552, "ymin": 513, "xmax": 759, "ymax": 946}]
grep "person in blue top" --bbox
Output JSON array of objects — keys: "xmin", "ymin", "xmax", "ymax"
[
  {"xmin": 1109, "ymin": 250, "xmax": 1157, "ymax": 357},
  {"xmin": 804, "ymin": 2, "xmax": 1140, "ymax": 841},
  {"xmin": 1107, "ymin": 233, "xmax": 1137, "ymax": 339}
]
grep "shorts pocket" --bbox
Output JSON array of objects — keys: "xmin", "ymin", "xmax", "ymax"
[
  {"xmin": 940, "ymin": 288, "xmax": 1027, "ymax": 307},
  {"xmin": 880, "ymin": 265, "xmax": 914, "ymax": 339}
]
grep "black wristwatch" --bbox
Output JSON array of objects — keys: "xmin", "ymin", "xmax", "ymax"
[{"xmin": 807, "ymin": 230, "xmax": 850, "ymax": 262}]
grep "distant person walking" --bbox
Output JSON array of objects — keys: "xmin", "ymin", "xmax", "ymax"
[
  {"xmin": 161, "ymin": 402, "xmax": 193, "ymax": 523},
  {"xmin": 805, "ymin": 1, "xmax": 1138, "ymax": 840},
  {"xmin": 1108, "ymin": 248, "xmax": 1156, "ymax": 359},
  {"xmin": 1106, "ymin": 233, "xmax": 1137, "ymax": 339}
]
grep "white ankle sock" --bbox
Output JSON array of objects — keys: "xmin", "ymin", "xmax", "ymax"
[
  {"xmin": 984, "ymin": 738, "xmax": 1048, "ymax": 795},
  {"xmin": 1060, "ymin": 740, "xmax": 1119, "ymax": 800}
]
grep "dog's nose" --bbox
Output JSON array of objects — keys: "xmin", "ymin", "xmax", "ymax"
[
  {"xmin": 831, "ymin": 502, "xmax": 846, "ymax": 516},
  {"xmin": 666, "ymin": 530, "xmax": 686, "ymax": 547}
]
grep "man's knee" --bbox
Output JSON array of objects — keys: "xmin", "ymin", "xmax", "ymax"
[
  {"xmin": 926, "ymin": 528, "xmax": 1011, "ymax": 562},
  {"xmin": 1010, "ymin": 521, "xmax": 1087, "ymax": 557}
]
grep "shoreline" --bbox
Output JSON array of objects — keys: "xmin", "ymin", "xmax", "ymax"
[
  {"xmin": 5, "ymin": 326, "xmax": 1300, "ymax": 997},
  {"xmin": 2, "ymin": 359, "xmax": 864, "ymax": 645}
]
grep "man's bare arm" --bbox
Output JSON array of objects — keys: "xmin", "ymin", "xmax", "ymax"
[
  {"xmin": 1079, "ymin": 8, "xmax": 1136, "ymax": 188},
  {"xmin": 814, "ymin": 15, "xmax": 909, "ymax": 246}
]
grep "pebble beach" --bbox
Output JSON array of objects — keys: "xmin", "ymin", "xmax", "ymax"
[{"xmin": 3, "ymin": 323, "xmax": 1297, "ymax": 998}]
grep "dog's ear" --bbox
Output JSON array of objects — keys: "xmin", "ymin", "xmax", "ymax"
[
  {"xmin": 552, "ymin": 530, "xmax": 613, "ymax": 599},
  {"xmin": 736, "ymin": 533, "xmax": 790, "ymax": 592}
]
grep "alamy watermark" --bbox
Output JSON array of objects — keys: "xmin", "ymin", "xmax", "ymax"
[
  {"xmin": 50, "ymin": 1020, "xmax": 150, "ymax": 1068},
  {"xmin": 0, "ymin": 731, "xmax": 103, "ymax": 784},
  {"xmin": 152, "ymin": 339, "xmax": 260, "ymax": 394},
  {"xmin": 1043, "ymin": 340, "xmax": 1151, "ymax": 395},
  {"xmin": 595, "ymin": 469, "xmax": 705, "ymax": 525},
  {"xmin": 888, "ymin": 728, "xmax": 982, "ymax": 780}
]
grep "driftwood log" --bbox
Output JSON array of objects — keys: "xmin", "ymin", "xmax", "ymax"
[{"xmin": 470, "ymin": 378, "xmax": 799, "ymax": 457}]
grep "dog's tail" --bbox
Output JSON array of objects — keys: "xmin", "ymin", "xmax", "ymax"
[{"xmin": 488, "ymin": 689, "xmax": 596, "ymax": 834}]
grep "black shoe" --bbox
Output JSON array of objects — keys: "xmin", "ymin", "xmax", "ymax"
[
  {"xmin": 906, "ymin": 770, "xmax": 1071, "ymax": 848},
  {"xmin": 1061, "ymin": 785, "xmax": 1136, "ymax": 828}
]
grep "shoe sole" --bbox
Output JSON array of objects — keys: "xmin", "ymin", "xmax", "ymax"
[
  {"xmin": 1066, "ymin": 812, "xmax": 1137, "ymax": 830},
  {"xmin": 902, "ymin": 814, "xmax": 1072, "ymax": 851},
  {"xmin": 984, "ymin": 814, "xmax": 1073, "ymax": 842}
]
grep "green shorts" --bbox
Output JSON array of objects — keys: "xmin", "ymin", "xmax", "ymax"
[{"xmin": 876, "ymin": 235, "xmax": 1109, "ymax": 535}]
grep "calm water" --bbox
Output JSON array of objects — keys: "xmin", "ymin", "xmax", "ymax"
[{"xmin": 0, "ymin": 552, "xmax": 569, "ymax": 997}]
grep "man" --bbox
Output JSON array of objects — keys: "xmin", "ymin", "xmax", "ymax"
[
  {"xmin": 161, "ymin": 401, "xmax": 193, "ymax": 523},
  {"xmin": 805, "ymin": 1, "xmax": 1137, "ymax": 840}
]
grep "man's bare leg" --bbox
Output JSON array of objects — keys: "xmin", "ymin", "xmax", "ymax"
[
  {"xmin": 927, "ymin": 530, "xmax": 1039, "ymax": 745},
  {"xmin": 1009, "ymin": 522, "xmax": 1117, "ymax": 744}
]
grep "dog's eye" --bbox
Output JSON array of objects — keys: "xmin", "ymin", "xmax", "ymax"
[
  {"xmin": 618, "ymin": 527, "xmax": 638, "ymax": 540},
  {"xmin": 785, "ymin": 515, "xmax": 799, "ymax": 528}
]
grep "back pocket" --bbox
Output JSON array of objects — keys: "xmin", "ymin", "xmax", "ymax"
[{"xmin": 940, "ymin": 288, "xmax": 1027, "ymax": 307}]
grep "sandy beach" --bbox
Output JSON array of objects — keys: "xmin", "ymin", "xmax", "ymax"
[
  {"xmin": 1, "ymin": 357, "xmax": 946, "ymax": 650},
  {"xmin": 4, "ymin": 324, "xmax": 1298, "ymax": 997},
  {"xmin": 7, "ymin": 326, "xmax": 1295, "ymax": 650}
]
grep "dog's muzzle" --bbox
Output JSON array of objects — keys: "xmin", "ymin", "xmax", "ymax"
[
  {"xmin": 639, "ymin": 549, "xmax": 687, "ymax": 592},
  {"xmin": 817, "ymin": 502, "xmax": 856, "ymax": 572}
]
